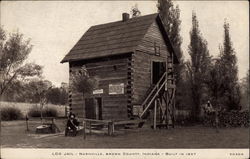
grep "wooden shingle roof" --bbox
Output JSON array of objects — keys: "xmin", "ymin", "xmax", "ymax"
[{"xmin": 61, "ymin": 13, "xmax": 178, "ymax": 63}]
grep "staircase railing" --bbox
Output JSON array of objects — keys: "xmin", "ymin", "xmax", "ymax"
[{"xmin": 139, "ymin": 72, "xmax": 167, "ymax": 118}]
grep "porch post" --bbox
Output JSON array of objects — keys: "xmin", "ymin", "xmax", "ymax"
[{"xmin": 153, "ymin": 99, "xmax": 157, "ymax": 130}]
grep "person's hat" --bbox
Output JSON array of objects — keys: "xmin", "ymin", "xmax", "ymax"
[{"xmin": 69, "ymin": 113, "xmax": 75, "ymax": 118}]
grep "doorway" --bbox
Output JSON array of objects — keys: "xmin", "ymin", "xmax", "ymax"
[
  {"xmin": 152, "ymin": 61, "xmax": 166, "ymax": 84},
  {"xmin": 85, "ymin": 97, "xmax": 102, "ymax": 119}
]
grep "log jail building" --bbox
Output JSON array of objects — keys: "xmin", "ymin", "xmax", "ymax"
[{"xmin": 61, "ymin": 13, "xmax": 179, "ymax": 127}]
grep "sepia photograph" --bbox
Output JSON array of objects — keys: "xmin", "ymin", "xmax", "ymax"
[{"xmin": 0, "ymin": 0, "xmax": 249, "ymax": 159}]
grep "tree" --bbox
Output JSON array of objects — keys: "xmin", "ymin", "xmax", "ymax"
[
  {"xmin": 157, "ymin": 0, "xmax": 187, "ymax": 110},
  {"xmin": 205, "ymin": 58, "xmax": 225, "ymax": 108},
  {"xmin": 0, "ymin": 27, "xmax": 42, "ymax": 96},
  {"xmin": 46, "ymin": 87, "xmax": 61, "ymax": 104},
  {"xmin": 240, "ymin": 70, "xmax": 249, "ymax": 110},
  {"xmin": 25, "ymin": 79, "xmax": 52, "ymax": 103},
  {"xmin": 26, "ymin": 79, "xmax": 52, "ymax": 118},
  {"xmin": 59, "ymin": 87, "xmax": 68, "ymax": 105},
  {"xmin": 157, "ymin": 0, "xmax": 184, "ymax": 81},
  {"xmin": 187, "ymin": 12, "xmax": 212, "ymax": 120},
  {"xmin": 2, "ymin": 80, "xmax": 27, "ymax": 102},
  {"xmin": 46, "ymin": 86, "xmax": 68, "ymax": 105},
  {"xmin": 71, "ymin": 66, "xmax": 98, "ymax": 100},
  {"xmin": 217, "ymin": 21, "xmax": 240, "ymax": 110},
  {"xmin": 157, "ymin": 0, "xmax": 174, "ymax": 37}
]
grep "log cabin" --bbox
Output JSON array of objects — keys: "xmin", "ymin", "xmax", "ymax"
[{"xmin": 61, "ymin": 13, "xmax": 179, "ymax": 128}]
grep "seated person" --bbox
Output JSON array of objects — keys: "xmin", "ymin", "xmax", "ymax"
[{"xmin": 65, "ymin": 113, "xmax": 80, "ymax": 136}]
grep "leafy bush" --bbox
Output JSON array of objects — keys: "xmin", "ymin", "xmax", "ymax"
[
  {"xmin": 218, "ymin": 110, "xmax": 249, "ymax": 127},
  {"xmin": 28, "ymin": 106, "xmax": 58, "ymax": 117},
  {"xmin": 0, "ymin": 107, "xmax": 23, "ymax": 121},
  {"xmin": 203, "ymin": 110, "xmax": 249, "ymax": 127},
  {"xmin": 43, "ymin": 107, "xmax": 58, "ymax": 117},
  {"xmin": 27, "ymin": 106, "xmax": 40, "ymax": 117}
]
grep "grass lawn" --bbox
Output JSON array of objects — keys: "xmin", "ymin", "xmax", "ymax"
[{"xmin": 1, "ymin": 119, "xmax": 249, "ymax": 148}]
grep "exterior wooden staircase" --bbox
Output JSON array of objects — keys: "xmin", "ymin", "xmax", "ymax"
[
  {"xmin": 139, "ymin": 72, "xmax": 167, "ymax": 119},
  {"xmin": 137, "ymin": 57, "xmax": 176, "ymax": 129}
]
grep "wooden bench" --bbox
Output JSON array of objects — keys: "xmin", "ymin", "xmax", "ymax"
[
  {"xmin": 81, "ymin": 119, "xmax": 146, "ymax": 138},
  {"xmin": 82, "ymin": 119, "xmax": 113, "ymax": 136}
]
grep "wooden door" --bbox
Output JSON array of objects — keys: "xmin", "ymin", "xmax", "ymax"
[
  {"xmin": 85, "ymin": 98, "xmax": 102, "ymax": 119},
  {"xmin": 85, "ymin": 98, "xmax": 96, "ymax": 119},
  {"xmin": 95, "ymin": 97, "xmax": 102, "ymax": 120},
  {"xmin": 152, "ymin": 61, "xmax": 166, "ymax": 84}
]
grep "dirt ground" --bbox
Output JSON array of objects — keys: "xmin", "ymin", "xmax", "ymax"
[{"xmin": 0, "ymin": 119, "xmax": 249, "ymax": 148}]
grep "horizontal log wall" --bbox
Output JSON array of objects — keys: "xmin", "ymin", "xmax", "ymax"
[
  {"xmin": 132, "ymin": 20, "xmax": 171, "ymax": 105},
  {"xmin": 136, "ymin": 20, "xmax": 170, "ymax": 58},
  {"xmin": 133, "ymin": 51, "xmax": 167, "ymax": 104},
  {"xmin": 132, "ymin": 52, "xmax": 151, "ymax": 104},
  {"xmin": 69, "ymin": 55, "xmax": 131, "ymax": 120},
  {"xmin": 69, "ymin": 65, "xmax": 84, "ymax": 117}
]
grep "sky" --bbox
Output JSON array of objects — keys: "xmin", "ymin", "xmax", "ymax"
[{"xmin": 1, "ymin": 1, "xmax": 249, "ymax": 86}]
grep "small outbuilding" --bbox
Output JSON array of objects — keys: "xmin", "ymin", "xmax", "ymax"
[{"xmin": 61, "ymin": 13, "xmax": 179, "ymax": 127}]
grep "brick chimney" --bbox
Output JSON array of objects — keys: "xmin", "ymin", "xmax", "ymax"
[{"xmin": 122, "ymin": 13, "xmax": 130, "ymax": 22}]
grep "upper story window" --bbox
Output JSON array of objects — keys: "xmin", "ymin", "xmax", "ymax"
[{"xmin": 154, "ymin": 42, "xmax": 160, "ymax": 56}]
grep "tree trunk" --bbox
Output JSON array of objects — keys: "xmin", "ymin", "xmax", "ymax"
[
  {"xmin": 40, "ymin": 102, "xmax": 43, "ymax": 123},
  {"xmin": 191, "ymin": 84, "xmax": 201, "ymax": 122}
]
